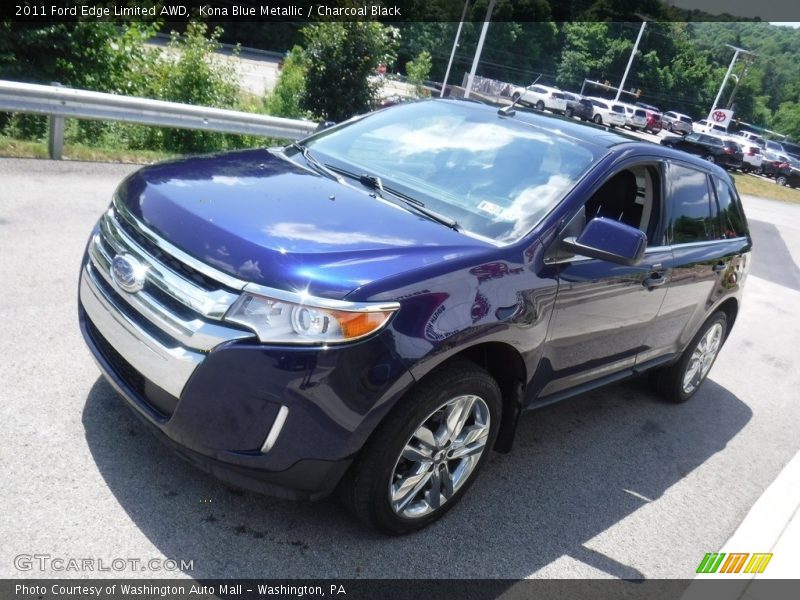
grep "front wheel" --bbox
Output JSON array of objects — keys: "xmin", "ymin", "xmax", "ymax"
[
  {"xmin": 535, "ymin": 100, "xmax": 545, "ymax": 111},
  {"xmin": 566, "ymin": 107, "xmax": 573, "ymax": 118},
  {"xmin": 704, "ymin": 154, "xmax": 716, "ymax": 163},
  {"xmin": 339, "ymin": 361, "xmax": 502, "ymax": 535},
  {"xmin": 593, "ymin": 114, "xmax": 602, "ymax": 125},
  {"xmin": 511, "ymin": 92, "xmax": 521, "ymax": 102},
  {"xmin": 652, "ymin": 312, "xmax": 728, "ymax": 403},
  {"xmin": 777, "ymin": 175, "xmax": 788, "ymax": 186}
]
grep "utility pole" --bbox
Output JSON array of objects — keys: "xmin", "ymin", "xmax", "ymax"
[
  {"xmin": 711, "ymin": 44, "xmax": 754, "ymax": 113},
  {"xmin": 727, "ymin": 63, "xmax": 750, "ymax": 109},
  {"xmin": 440, "ymin": 0, "xmax": 471, "ymax": 98},
  {"xmin": 464, "ymin": 0, "xmax": 497, "ymax": 99},
  {"xmin": 615, "ymin": 21, "xmax": 647, "ymax": 102}
]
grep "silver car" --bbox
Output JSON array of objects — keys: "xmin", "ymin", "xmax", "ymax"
[{"xmin": 663, "ymin": 111, "xmax": 694, "ymax": 135}]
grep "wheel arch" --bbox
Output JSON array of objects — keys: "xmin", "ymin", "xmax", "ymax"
[
  {"xmin": 716, "ymin": 297, "xmax": 739, "ymax": 340},
  {"xmin": 414, "ymin": 341, "xmax": 527, "ymax": 454}
]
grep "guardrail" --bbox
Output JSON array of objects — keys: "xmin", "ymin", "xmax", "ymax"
[{"xmin": 0, "ymin": 79, "xmax": 317, "ymax": 160}]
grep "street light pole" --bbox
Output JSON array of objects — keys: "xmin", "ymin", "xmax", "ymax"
[
  {"xmin": 711, "ymin": 45, "xmax": 753, "ymax": 113},
  {"xmin": 615, "ymin": 21, "xmax": 646, "ymax": 102},
  {"xmin": 440, "ymin": 0, "xmax": 471, "ymax": 98},
  {"xmin": 464, "ymin": 0, "xmax": 497, "ymax": 99}
]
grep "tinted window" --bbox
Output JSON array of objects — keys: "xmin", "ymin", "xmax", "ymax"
[
  {"xmin": 667, "ymin": 165, "xmax": 716, "ymax": 244},
  {"xmin": 679, "ymin": 116, "xmax": 693, "ymax": 124},
  {"xmin": 612, "ymin": 105, "xmax": 625, "ymax": 114},
  {"xmin": 712, "ymin": 177, "xmax": 748, "ymax": 238},
  {"xmin": 635, "ymin": 109, "xmax": 646, "ymax": 117},
  {"xmin": 552, "ymin": 92, "xmax": 565, "ymax": 99},
  {"xmin": 531, "ymin": 86, "xmax": 546, "ymax": 94}
]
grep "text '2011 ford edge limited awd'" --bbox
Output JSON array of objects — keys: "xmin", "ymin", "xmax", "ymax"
[{"xmin": 78, "ymin": 100, "xmax": 751, "ymax": 534}]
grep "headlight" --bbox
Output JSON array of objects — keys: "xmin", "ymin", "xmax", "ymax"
[{"xmin": 224, "ymin": 289, "xmax": 398, "ymax": 345}]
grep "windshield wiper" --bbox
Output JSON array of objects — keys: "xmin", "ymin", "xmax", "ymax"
[
  {"xmin": 327, "ymin": 165, "xmax": 460, "ymax": 231},
  {"xmin": 289, "ymin": 141, "xmax": 345, "ymax": 185}
]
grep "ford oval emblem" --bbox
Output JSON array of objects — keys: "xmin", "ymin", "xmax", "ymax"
[{"xmin": 111, "ymin": 254, "xmax": 147, "ymax": 293}]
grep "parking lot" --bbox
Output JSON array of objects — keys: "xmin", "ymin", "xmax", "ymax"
[{"xmin": 1, "ymin": 156, "xmax": 799, "ymax": 580}]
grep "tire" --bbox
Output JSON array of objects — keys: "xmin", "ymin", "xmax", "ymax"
[
  {"xmin": 666, "ymin": 122, "xmax": 673, "ymax": 132},
  {"xmin": 593, "ymin": 114, "xmax": 602, "ymax": 125},
  {"xmin": 566, "ymin": 107, "xmax": 573, "ymax": 118},
  {"xmin": 536, "ymin": 100, "xmax": 545, "ymax": 111},
  {"xmin": 777, "ymin": 175, "xmax": 788, "ymax": 186},
  {"xmin": 511, "ymin": 92, "xmax": 520, "ymax": 102},
  {"xmin": 339, "ymin": 361, "xmax": 502, "ymax": 535},
  {"xmin": 758, "ymin": 166, "xmax": 766, "ymax": 176},
  {"xmin": 652, "ymin": 312, "xmax": 728, "ymax": 404},
  {"xmin": 704, "ymin": 154, "xmax": 716, "ymax": 164}
]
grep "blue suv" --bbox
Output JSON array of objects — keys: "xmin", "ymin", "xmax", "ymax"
[{"xmin": 79, "ymin": 100, "xmax": 751, "ymax": 534}]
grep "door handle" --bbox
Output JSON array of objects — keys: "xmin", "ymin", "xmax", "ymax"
[
  {"xmin": 643, "ymin": 272, "xmax": 667, "ymax": 289},
  {"xmin": 712, "ymin": 262, "xmax": 727, "ymax": 273}
]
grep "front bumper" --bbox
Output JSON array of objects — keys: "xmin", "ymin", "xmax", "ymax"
[{"xmin": 79, "ymin": 261, "xmax": 414, "ymax": 500}]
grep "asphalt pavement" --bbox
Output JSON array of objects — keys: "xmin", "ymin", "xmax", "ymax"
[{"xmin": 1, "ymin": 157, "xmax": 799, "ymax": 580}]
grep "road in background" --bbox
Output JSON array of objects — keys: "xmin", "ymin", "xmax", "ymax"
[{"xmin": 1, "ymin": 158, "xmax": 799, "ymax": 580}]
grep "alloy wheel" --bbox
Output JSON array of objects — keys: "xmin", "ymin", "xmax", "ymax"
[
  {"xmin": 681, "ymin": 323, "xmax": 723, "ymax": 395},
  {"xmin": 389, "ymin": 395, "xmax": 490, "ymax": 519}
]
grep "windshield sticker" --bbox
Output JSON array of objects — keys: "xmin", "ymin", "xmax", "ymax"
[{"xmin": 477, "ymin": 200, "xmax": 504, "ymax": 216}]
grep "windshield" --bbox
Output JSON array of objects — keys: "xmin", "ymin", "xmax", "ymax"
[{"xmin": 304, "ymin": 101, "xmax": 604, "ymax": 244}]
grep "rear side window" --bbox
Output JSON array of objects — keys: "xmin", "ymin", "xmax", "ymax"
[
  {"xmin": 713, "ymin": 177, "xmax": 748, "ymax": 238},
  {"xmin": 552, "ymin": 92, "xmax": 565, "ymax": 99},
  {"xmin": 666, "ymin": 165, "xmax": 717, "ymax": 244},
  {"xmin": 635, "ymin": 109, "xmax": 646, "ymax": 117},
  {"xmin": 612, "ymin": 105, "xmax": 625, "ymax": 114},
  {"xmin": 679, "ymin": 116, "xmax": 692, "ymax": 124}
]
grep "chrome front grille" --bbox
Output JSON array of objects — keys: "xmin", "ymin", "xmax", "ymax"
[{"xmin": 81, "ymin": 200, "xmax": 255, "ymax": 400}]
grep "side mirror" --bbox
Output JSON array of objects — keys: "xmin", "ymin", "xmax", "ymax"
[
  {"xmin": 315, "ymin": 121, "xmax": 336, "ymax": 133},
  {"xmin": 561, "ymin": 217, "xmax": 647, "ymax": 266}
]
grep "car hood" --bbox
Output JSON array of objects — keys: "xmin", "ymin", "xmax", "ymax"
[{"xmin": 116, "ymin": 148, "xmax": 492, "ymax": 298}]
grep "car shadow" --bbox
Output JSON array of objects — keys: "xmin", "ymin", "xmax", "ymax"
[{"xmin": 82, "ymin": 374, "xmax": 751, "ymax": 579}]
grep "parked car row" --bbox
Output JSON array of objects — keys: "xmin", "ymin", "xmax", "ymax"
[{"xmin": 505, "ymin": 84, "xmax": 799, "ymax": 178}]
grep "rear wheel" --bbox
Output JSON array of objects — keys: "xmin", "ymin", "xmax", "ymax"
[
  {"xmin": 652, "ymin": 312, "xmax": 727, "ymax": 403},
  {"xmin": 566, "ymin": 107, "xmax": 573, "ymax": 118},
  {"xmin": 511, "ymin": 92, "xmax": 520, "ymax": 102},
  {"xmin": 704, "ymin": 154, "xmax": 716, "ymax": 164},
  {"xmin": 777, "ymin": 175, "xmax": 788, "ymax": 186},
  {"xmin": 536, "ymin": 100, "xmax": 545, "ymax": 111},
  {"xmin": 593, "ymin": 114, "xmax": 602, "ymax": 125},
  {"xmin": 339, "ymin": 361, "xmax": 501, "ymax": 535}
]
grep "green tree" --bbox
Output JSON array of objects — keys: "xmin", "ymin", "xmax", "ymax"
[
  {"xmin": 264, "ymin": 47, "xmax": 310, "ymax": 119},
  {"xmin": 144, "ymin": 23, "xmax": 243, "ymax": 153},
  {"xmin": 406, "ymin": 50, "xmax": 433, "ymax": 97},
  {"xmin": 299, "ymin": 22, "xmax": 399, "ymax": 121}
]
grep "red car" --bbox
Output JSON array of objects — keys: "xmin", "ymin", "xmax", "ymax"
[{"xmin": 636, "ymin": 102, "xmax": 663, "ymax": 133}]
